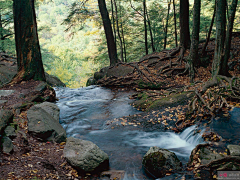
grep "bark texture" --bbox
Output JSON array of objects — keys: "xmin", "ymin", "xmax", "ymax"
[
  {"xmin": 98, "ymin": 0, "xmax": 118, "ymax": 66},
  {"xmin": 13, "ymin": 0, "xmax": 46, "ymax": 82},
  {"xmin": 212, "ymin": 0, "xmax": 226, "ymax": 76},
  {"xmin": 180, "ymin": 0, "xmax": 190, "ymax": 49},
  {"xmin": 188, "ymin": 0, "xmax": 201, "ymax": 82}
]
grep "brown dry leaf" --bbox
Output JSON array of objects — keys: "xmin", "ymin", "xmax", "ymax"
[
  {"xmin": 60, "ymin": 162, "xmax": 67, "ymax": 167},
  {"xmin": 32, "ymin": 170, "xmax": 38, "ymax": 173},
  {"xmin": 66, "ymin": 170, "xmax": 72, "ymax": 177}
]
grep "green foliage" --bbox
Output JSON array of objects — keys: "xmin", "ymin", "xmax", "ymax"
[
  {"xmin": 0, "ymin": 0, "xmax": 15, "ymax": 54},
  {"xmin": 37, "ymin": 0, "xmax": 101, "ymax": 88}
]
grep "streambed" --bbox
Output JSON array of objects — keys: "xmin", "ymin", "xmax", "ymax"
[{"xmin": 55, "ymin": 86, "xmax": 205, "ymax": 179}]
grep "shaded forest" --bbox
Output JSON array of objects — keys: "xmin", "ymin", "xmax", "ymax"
[{"xmin": 2, "ymin": 0, "xmax": 240, "ymax": 87}]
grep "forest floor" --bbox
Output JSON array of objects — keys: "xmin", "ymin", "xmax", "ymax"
[{"xmin": 1, "ymin": 34, "xmax": 240, "ymax": 179}]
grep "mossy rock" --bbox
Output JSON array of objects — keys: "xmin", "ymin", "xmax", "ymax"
[
  {"xmin": 142, "ymin": 151, "xmax": 167, "ymax": 178},
  {"xmin": 86, "ymin": 77, "xmax": 96, "ymax": 86},
  {"xmin": 133, "ymin": 91, "xmax": 194, "ymax": 111},
  {"xmin": 142, "ymin": 147, "xmax": 182, "ymax": 178}
]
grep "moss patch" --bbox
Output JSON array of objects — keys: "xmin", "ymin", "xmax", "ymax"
[
  {"xmin": 142, "ymin": 152, "xmax": 167, "ymax": 178},
  {"xmin": 133, "ymin": 91, "xmax": 194, "ymax": 111}
]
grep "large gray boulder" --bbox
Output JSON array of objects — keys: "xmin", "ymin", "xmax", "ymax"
[
  {"xmin": 27, "ymin": 103, "xmax": 66, "ymax": 143},
  {"xmin": 142, "ymin": 146, "xmax": 182, "ymax": 178},
  {"xmin": 63, "ymin": 137, "xmax": 109, "ymax": 173},
  {"xmin": 34, "ymin": 102, "xmax": 60, "ymax": 122},
  {"xmin": 45, "ymin": 73, "xmax": 66, "ymax": 87}
]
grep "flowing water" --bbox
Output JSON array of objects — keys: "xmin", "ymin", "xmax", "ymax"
[{"xmin": 55, "ymin": 86, "xmax": 205, "ymax": 179}]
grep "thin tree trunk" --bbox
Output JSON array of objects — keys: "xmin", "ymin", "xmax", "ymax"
[
  {"xmin": 212, "ymin": 0, "xmax": 226, "ymax": 76},
  {"xmin": 113, "ymin": 0, "xmax": 123, "ymax": 62},
  {"xmin": 164, "ymin": 0, "xmax": 171, "ymax": 49},
  {"xmin": 119, "ymin": 2, "xmax": 127, "ymax": 62},
  {"xmin": 180, "ymin": 0, "xmax": 191, "ymax": 49},
  {"xmin": 0, "ymin": 12, "xmax": 4, "ymax": 52},
  {"xmin": 188, "ymin": 0, "xmax": 201, "ymax": 82},
  {"xmin": 12, "ymin": 0, "xmax": 45, "ymax": 82},
  {"xmin": 226, "ymin": 0, "xmax": 229, "ymax": 20},
  {"xmin": 201, "ymin": 5, "xmax": 216, "ymax": 56},
  {"xmin": 98, "ymin": 0, "xmax": 118, "ymax": 66},
  {"xmin": 143, "ymin": 0, "xmax": 148, "ymax": 55},
  {"xmin": 220, "ymin": 0, "xmax": 238, "ymax": 76},
  {"xmin": 110, "ymin": 0, "xmax": 117, "ymax": 44},
  {"xmin": 173, "ymin": 0, "xmax": 178, "ymax": 47},
  {"xmin": 146, "ymin": 5, "xmax": 155, "ymax": 52}
]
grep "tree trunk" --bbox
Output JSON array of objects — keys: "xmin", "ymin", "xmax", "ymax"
[
  {"xmin": 201, "ymin": 5, "xmax": 216, "ymax": 56},
  {"xmin": 212, "ymin": 0, "xmax": 226, "ymax": 76},
  {"xmin": 119, "ymin": 3, "xmax": 127, "ymax": 62},
  {"xmin": 0, "ymin": 12, "xmax": 4, "ymax": 52},
  {"xmin": 143, "ymin": 0, "xmax": 148, "ymax": 55},
  {"xmin": 188, "ymin": 0, "xmax": 201, "ymax": 82},
  {"xmin": 146, "ymin": 6, "xmax": 155, "ymax": 52},
  {"xmin": 164, "ymin": 0, "xmax": 171, "ymax": 49},
  {"xmin": 113, "ymin": 0, "xmax": 123, "ymax": 62},
  {"xmin": 110, "ymin": 0, "xmax": 117, "ymax": 44},
  {"xmin": 173, "ymin": 0, "xmax": 178, "ymax": 47},
  {"xmin": 220, "ymin": 0, "xmax": 238, "ymax": 76},
  {"xmin": 12, "ymin": 0, "xmax": 46, "ymax": 82},
  {"xmin": 98, "ymin": 0, "xmax": 118, "ymax": 66},
  {"xmin": 180, "ymin": 0, "xmax": 191, "ymax": 49}
]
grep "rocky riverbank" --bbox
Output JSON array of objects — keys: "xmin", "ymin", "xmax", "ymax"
[{"xmin": 0, "ymin": 80, "xmax": 113, "ymax": 179}]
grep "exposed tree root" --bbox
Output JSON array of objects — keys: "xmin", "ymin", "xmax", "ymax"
[
  {"xmin": 147, "ymin": 56, "xmax": 176, "ymax": 67},
  {"xmin": 188, "ymin": 75, "xmax": 240, "ymax": 118},
  {"xmin": 129, "ymin": 64, "xmax": 154, "ymax": 83}
]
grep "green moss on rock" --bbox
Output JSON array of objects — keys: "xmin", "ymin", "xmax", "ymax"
[{"xmin": 133, "ymin": 91, "xmax": 194, "ymax": 111}]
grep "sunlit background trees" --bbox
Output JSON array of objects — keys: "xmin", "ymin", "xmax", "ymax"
[{"xmin": 1, "ymin": 0, "xmax": 240, "ymax": 87}]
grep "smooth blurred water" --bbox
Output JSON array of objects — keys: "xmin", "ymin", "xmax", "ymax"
[
  {"xmin": 55, "ymin": 86, "xmax": 204, "ymax": 179},
  {"xmin": 209, "ymin": 107, "xmax": 240, "ymax": 145}
]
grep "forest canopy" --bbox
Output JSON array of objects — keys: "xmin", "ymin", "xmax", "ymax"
[{"xmin": 1, "ymin": 0, "xmax": 240, "ymax": 87}]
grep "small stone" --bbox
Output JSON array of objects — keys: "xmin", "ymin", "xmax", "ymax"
[
  {"xmin": 0, "ymin": 90, "xmax": 15, "ymax": 97},
  {"xmin": 0, "ymin": 100, "xmax": 7, "ymax": 104},
  {"xmin": 4, "ymin": 126, "xmax": 17, "ymax": 139},
  {"xmin": 227, "ymin": 145, "xmax": 240, "ymax": 156},
  {"xmin": 35, "ymin": 82, "xmax": 47, "ymax": 92},
  {"xmin": 18, "ymin": 93, "xmax": 25, "ymax": 98},
  {"xmin": 0, "ymin": 110, "xmax": 14, "ymax": 133},
  {"xmin": 2, "ymin": 137, "xmax": 13, "ymax": 153}
]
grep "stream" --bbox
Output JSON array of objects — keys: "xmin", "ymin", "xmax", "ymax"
[{"xmin": 55, "ymin": 86, "xmax": 205, "ymax": 179}]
